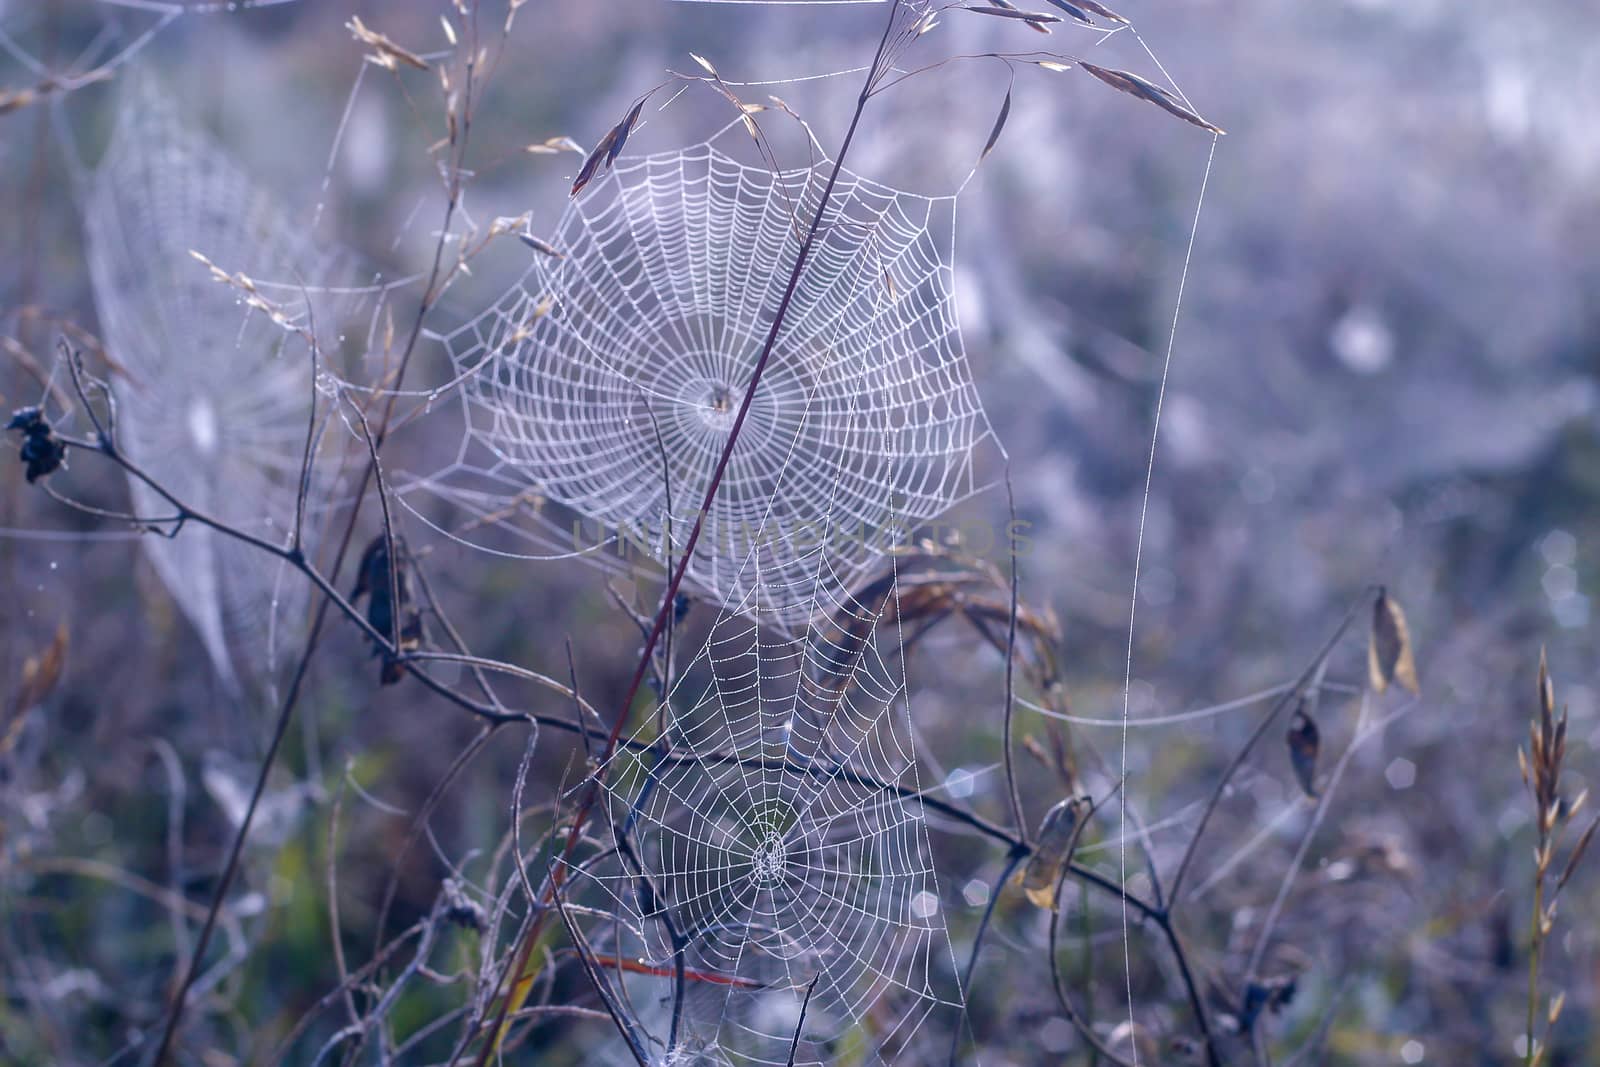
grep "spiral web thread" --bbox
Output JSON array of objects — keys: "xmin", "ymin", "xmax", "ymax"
[
  {"xmin": 84, "ymin": 82, "xmax": 361, "ymax": 690},
  {"xmin": 410, "ymin": 132, "xmax": 997, "ymax": 628},
  {"xmin": 564, "ymin": 563, "xmax": 964, "ymax": 1065}
]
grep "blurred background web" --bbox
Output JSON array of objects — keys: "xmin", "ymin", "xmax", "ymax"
[{"xmin": 84, "ymin": 80, "xmax": 368, "ymax": 692}]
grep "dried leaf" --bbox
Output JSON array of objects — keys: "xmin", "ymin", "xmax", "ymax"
[
  {"xmin": 0, "ymin": 69, "xmax": 111, "ymax": 117},
  {"xmin": 1041, "ymin": 0, "xmax": 1096, "ymax": 25},
  {"xmin": 1569, "ymin": 787, "xmax": 1589, "ymax": 820},
  {"xmin": 8, "ymin": 407, "xmax": 68, "ymax": 483},
  {"xmin": 1367, "ymin": 588, "xmax": 1420, "ymax": 695},
  {"xmin": 1239, "ymin": 975, "xmax": 1297, "ymax": 1031},
  {"xmin": 962, "ymin": 5, "xmax": 1063, "ymax": 28},
  {"xmin": 608, "ymin": 98, "xmax": 648, "ymax": 165},
  {"xmin": 1555, "ymin": 813, "xmax": 1598, "ymax": 894},
  {"xmin": 1073, "ymin": 0, "xmax": 1128, "ymax": 23},
  {"xmin": 690, "ymin": 52, "xmax": 718, "ymax": 77},
  {"xmin": 12, "ymin": 623, "xmax": 68, "ymax": 715},
  {"xmin": 1021, "ymin": 794, "xmax": 1092, "ymax": 910},
  {"xmin": 1286, "ymin": 705, "xmax": 1320, "ymax": 798},
  {"xmin": 505, "ymin": 0, "xmax": 529, "ymax": 35},
  {"xmin": 527, "ymin": 136, "xmax": 584, "ymax": 155},
  {"xmin": 1078, "ymin": 61, "xmax": 1225, "ymax": 135},
  {"xmin": 488, "ymin": 213, "xmax": 532, "ymax": 239},
  {"xmin": 518, "ymin": 233, "xmax": 565, "ymax": 259},
  {"xmin": 570, "ymin": 127, "xmax": 620, "ymax": 198},
  {"xmin": 986, "ymin": 0, "xmax": 1052, "ymax": 33},
  {"xmin": 351, "ymin": 536, "xmax": 425, "ymax": 687},
  {"xmin": 572, "ymin": 94, "xmax": 653, "ymax": 199},
  {"xmin": 0, "ymin": 84, "xmax": 44, "ymax": 117},
  {"xmin": 981, "ymin": 87, "xmax": 1012, "ymax": 162},
  {"xmin": 1037, "ymin": 60, "xmax": 1074, "ymax": 73},
  {"xmin": 1538, "ymin": 646, "xmax": 1555, "ymax": 720},
  {"xmin": 346, "ymin": 16, "xmax": 429, "ymax": 72}
]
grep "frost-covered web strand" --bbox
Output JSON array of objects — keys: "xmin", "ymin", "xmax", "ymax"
[
  {"xmin": 1018, "ymin": 683, "xmax": 1294, "ymax": 728},
  {"xmin": 1118, "ymin": 132, "xmax": 1219, "ymax": 1060}
]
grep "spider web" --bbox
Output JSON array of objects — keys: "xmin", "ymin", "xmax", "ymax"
[
  {"xmin": 83, "ymin": 80, "xmax": 361, "ymax": 691},
  {"xmin": 407, "ymin": 130, "xmax": 999, "ymax": 628},
  {"xmin": 564, "ymin": 570, "xmax": 964, "ymax": 1065}
]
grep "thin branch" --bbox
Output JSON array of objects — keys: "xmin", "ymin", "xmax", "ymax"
[
  {"xmin": 326, "ymin": 766, "xmax": 361, "ymax": 1035},
  {"xmin": 786, "ymin": 974, "xmax": 822, "ymax": 1067},
  {"xmin": 1000, "ymin": 467, "xmax": 1027, "ymax": 840},
  {"xmin": 364, "ymin": 725, "xmax": 501, "ymax": 968},
  {"xmin": 148, "ymin": 605, "xmax": 329, "ymax": 1065},
  {"xmin": 265, "ymin": 919, "xmax": 432, "ymax": 1065},
  {"xmin": 1049, "ymin": 860, "xmax": 1138, "ymax": 1067},
  {"xmin": 948, "ymin": 847, "xmax": 1028, "ymax": 1066},
  {"xmin": 1168, "ymin": 591, "xmax": 1371, "ymax": 904},
  {"xmin": 291, "ymin": 290, "xmax": 321, "ymax": 554},
  {"xmin": 550, "ymin": 881, "xmax": 650, "ymax": 1066}
]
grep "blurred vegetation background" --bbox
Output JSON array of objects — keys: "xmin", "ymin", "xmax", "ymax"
[{"xmin": 1, "ymin": 1, "xmax": 1597, "ymax": 1064}]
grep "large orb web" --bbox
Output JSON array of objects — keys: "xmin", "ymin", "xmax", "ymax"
[
  {"xmin": 567, "ymin": 589, "xmax": 965, "ymax": 1064},
  {"xmin": 432, "ymin": 138, "xmax": 997, "ymax": 626},
  {"xmin": 84, "ymin": 83, "xmax": 359, "ymax": 691}
]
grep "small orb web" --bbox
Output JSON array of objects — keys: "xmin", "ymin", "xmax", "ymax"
[
  {"xmin": 567, "ymin": 588, "xmax": 964, "ymax": 1064},
  {"xmin": 428, "ymin": 138, "xmax": 996, "ymax": 625},
  {"xmin": 83, "ymin": 81, "xmax": 359, "ymax": 690}
]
